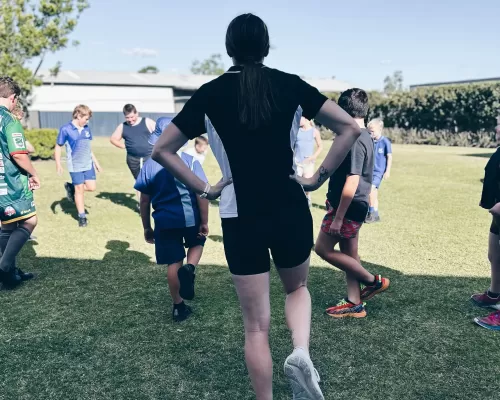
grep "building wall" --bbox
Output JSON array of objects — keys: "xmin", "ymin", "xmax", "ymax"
[
  {"xmin": 29, "ymin": 84, "xmax": 177, "ymax": 135},
  {"xmin": 35, "ymin": 112, "xmax": 176, "ymax": 136},
  {"xmin": 31, "ymin": 84, "xmax": 175, "ymax": 113}
]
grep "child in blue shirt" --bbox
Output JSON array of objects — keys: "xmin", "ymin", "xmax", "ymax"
[
  {"xmin": 55, "ymin": 105, "xmax": 102, "ymax": 228},
  {"xmin": 366, "ymin": 118, "xmax": 392, "ymax": 223},
  {"xmin": 135, "ymin": 121, "xmax": 209, "ymax": 322}
]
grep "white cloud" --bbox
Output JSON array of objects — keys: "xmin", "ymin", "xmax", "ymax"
[
  {"xmin": 122, "ymin": 48, "xmax": 159, "ymax": 57},
  {"xmin": 380, "ymin": 59, "xmax": 393, "ymax": 65}
]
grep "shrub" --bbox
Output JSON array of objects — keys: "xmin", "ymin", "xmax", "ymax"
[
  {"xmin": 324, "ymin": 82, "xmax": 500, "ymax": 134},
  {"xmin": 382, "ymin": 128, "xmax": 496, "ymax": 148},
  {"xmin": 24, "ymin": 129, "xmax": 58, "ymax": 160}
]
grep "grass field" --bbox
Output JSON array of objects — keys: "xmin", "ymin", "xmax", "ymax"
[{"xmin": 1, "ymin": 138, "xmax": 499, "ymax": 400}]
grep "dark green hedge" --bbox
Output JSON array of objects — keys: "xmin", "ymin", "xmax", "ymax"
[
  {"xmin": 24, "ymin": 129, "xmax": 58, "ymax": 160},
  {"xmin": 325, "ymin": 82, "xmax": 500, "ymax": 134}
]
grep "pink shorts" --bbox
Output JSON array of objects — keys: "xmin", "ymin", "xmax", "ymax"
[{"xmin": 321, "ymin": 200, "xmax": 363, "ymax": 239}]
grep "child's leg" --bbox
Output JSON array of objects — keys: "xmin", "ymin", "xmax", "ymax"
[
  {"xmin": 369, "ymin": 185, "xmax": 379, "ymax": 214},
  {"xmin": 488, "ymin": 232, "xmax": 500, "ymax": 293},
  {"xmin": 315, "ymin": 231, "xmax": 374, "ymax": 286},
  {"xmin": 155, "ymin": 229, "xmax": 187, "ymax": 304},
  {"xmin": 84, "ymin": 179, "xmax": 96, "ymax": 192},
  {"xmin": 186, "ymin": 245, "xmax": 204, "ymax": 266},
  {"xmin": 339, "ymin": 236, "xmax": 362, "ymax": 304},
  {"xmin": 74, "ymin": 184, "xmax": 86, "ymax": 215},
  {"xmin": 167, "ymin": 261, "xmax": 183, "ymax": 304}
]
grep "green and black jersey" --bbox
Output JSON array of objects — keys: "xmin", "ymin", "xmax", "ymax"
[{"xmin": 0, "ymin": 106, "xmax": 36, "ymax": 224}]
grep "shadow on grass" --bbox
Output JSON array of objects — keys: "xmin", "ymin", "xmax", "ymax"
[
  {"xmin": 50, "ymin": 198, "xmax": 88, "ymax": 221},
  {"xmin": 96, "ymin": 192, "xmax": 138, "ymax": 213},
  {"xmin": 2, "ymin": 246, "xmax": 497, "ymax": 400},
  {"xmin": 208, "ymin": 235, "xmax": 223, "ymax": 243},
  {"xmin": 311, "ymin": 202, "xmax": 326, "ymax": 211},
  {"xmin": 103, "ymin": 240, "xmax": 152, "ymax": 264},
  {"xmin": 462, "ymin": 153, "xmax": 495, "ymax": 158}
]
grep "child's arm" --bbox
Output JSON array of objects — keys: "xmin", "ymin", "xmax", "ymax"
[
  {"xmin": 310, "ymin": 128, "xmax": 324, "ymax": 162},
  {"xmin": 384, "ymin": 154, "xmax": 393, "ymax": 179},
  {"xmin": 383, "ymin": 140, "xmax": 393, "ymax": 179},
  {"xmin": 329, "ymin": 175, "xmax": 360, "ymax": 236},
  {"xmin": 91, "ymin": 152, "xmax": 103, "ymax": 173},
  {"xmin": 197, "ymin": 195, "xmax": 209, "ymax": 238},
  {"xmin": 139, "ymin": 193, "xmax": 154, "ymax": 244},
  {"xmin": 55, "ymin": 145, "xmax": 64, "ymax": 175}
]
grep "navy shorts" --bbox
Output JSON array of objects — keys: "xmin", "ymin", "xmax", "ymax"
[
  {"xmin": 154, "ymin": 226, "xmax": 206, "ymax": 265},
  {"xmin": 70, "ymin": 165, "xmax": 96, "ymax": 185},
  {"xmin": 372, "ymin": 174, "xmax": 383, "ymax": 189}
]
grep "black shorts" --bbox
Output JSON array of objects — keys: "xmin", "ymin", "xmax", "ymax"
[
  {"xmin": 491, "ymin": 217, "xmax": 499, "ymax": 235},
  {"xmin": 127, "ymin": 154, "xmax": 151, "ymax": 179},
  {"xmin": 154, "ymin": 226, "xmax": 206, "ymax": 265},
  {"xmin": 221, "ymin": 206, "xmax": 313, "ymax": 276}
]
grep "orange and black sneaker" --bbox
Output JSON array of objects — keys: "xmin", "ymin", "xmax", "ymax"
[
  {"xmin": 326, "ymin": 298, "xmax": 367, "ymax": 318},
  {"xmin": 360, "ymin": 275, "xmax": 390, "ymax": 301}
]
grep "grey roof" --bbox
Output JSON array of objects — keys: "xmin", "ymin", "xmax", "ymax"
[
  {"xmin": 410, "ymin": 77, "xmax": 500, "ymax": 89},
  {"xmin": 39, "ymin": 70, "xmax": 351, "ymax": 93}
]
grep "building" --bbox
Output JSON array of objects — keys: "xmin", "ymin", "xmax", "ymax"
[
  {"xmin": 410, "ymin": 77, "xmax": 500, "ymax": 90},
  {"xmin": 30, "ymin": 70, "xmax": 352, "ymax": 135}
]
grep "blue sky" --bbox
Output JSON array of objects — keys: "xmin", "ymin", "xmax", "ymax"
[{"xmin": 42, "ymin": 0, "xmax": 500, "ymax": 90}]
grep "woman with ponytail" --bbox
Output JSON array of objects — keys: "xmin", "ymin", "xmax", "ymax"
[{"xmin": 153, "ymin": 13, "xmax": 361, "ymax": 400}]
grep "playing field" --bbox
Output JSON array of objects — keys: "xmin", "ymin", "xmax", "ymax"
[{"xmin": 1, "ymin": 138, "xmax": 499, "ymax": 400}]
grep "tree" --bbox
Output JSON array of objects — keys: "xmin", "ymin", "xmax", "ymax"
[
  {"xmin": 383, "ymin": 70, "xmax": 404, "ymax": 94},
  {"xmin": 190, "ymin": 54, "xmax": 225, "ymax": 76},
  {"xmin": 138, "ymin": 66, "xmax": 159, "ymax": 74},
  {"xmin": 0, "ymin": 0, "xmax": 89, "ymax": 102}
]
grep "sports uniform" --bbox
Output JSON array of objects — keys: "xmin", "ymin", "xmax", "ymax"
[
  {"xmin": 57, "ymin": 122, "xmax": 95, "ymax": 185},
  {"xmin": 171, "ymin": 64, "xmax": 328, "ymax": 276},
  {"xmin": 0, "ymin": 106, "xmax": 36, "ymax": 224},
  {"xmin": 322, "ymin": 128, "xmax": 374, "ymax": 238}
]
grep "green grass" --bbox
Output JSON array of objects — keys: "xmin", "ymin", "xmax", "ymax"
[{"xmin": 1, "ymin": 139, "xmax": 499, "ymax": 400}]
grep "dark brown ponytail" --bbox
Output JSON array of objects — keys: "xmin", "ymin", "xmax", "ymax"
[{"xmin": 226, "ymin": 14, "xmax": 273, "ymax": 130}]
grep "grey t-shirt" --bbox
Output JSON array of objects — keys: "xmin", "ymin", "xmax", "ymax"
[{"xmin": 327, "ymin": 128, "xmax": 374, "ymax": 222}]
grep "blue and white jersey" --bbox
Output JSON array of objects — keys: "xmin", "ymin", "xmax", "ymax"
[
  {"xmin": 57, "ymin": 122, "xmax": 93, "ymax": 173},
  {"xmin": 134, "ymin": 152, "xmax": 208, "ymax": 230},
  {"xmin": 148, "ymin": 117, "xmax": 173, "ymax": 146},
  {"xmin": 373, "ymin": 136, "xmax": 392, "ymax": 176},
  {"xmin": 294, "ymin": 127, "xmax": 315, "ymax": 163}
]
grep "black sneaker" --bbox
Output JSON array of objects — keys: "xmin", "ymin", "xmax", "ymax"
[
  {"xmin": 16, "ymin": 268, "xmax": 35, "ymax": 281},
  {"xmin": 0, "ymin": 269, "xmax": 22, "ymax": 290},
  {"xmin": 172, "ymin": 304, "xmax": 193, "ymax": 322},
  {"xmin": 78, "ymin": 217, "xmax": 88, "ymax": 228},
  {"xmin": 178, "ymin": 264, "xmax": 196, "ymax": 300},
  {"xmin": 64, "ymin": 182, "xmax": 75, "ymax": 203}
]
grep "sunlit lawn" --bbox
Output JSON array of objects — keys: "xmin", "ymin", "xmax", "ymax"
[{"xmin": 0, "ymin": 139, "xmax": 498, "ymax": 399}]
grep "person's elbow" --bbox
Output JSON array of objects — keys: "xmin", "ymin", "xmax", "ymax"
[
  {"xmin": 12, "ymin": 153, "xmax": 28, "ymax": 162},
  {"xmin": 347, "ymin": 121, "xmax": 362, "ymax": 139},
  {"xmin": 151, "ymin": 146, "xmax": 161, "ymax": 163}
]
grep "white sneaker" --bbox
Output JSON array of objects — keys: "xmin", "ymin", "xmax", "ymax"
[{"xmin": 284, "ymin": 348, "xmax": 324, "ymax": 400}]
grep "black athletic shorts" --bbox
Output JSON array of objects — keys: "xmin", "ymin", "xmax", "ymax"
[
  {"xmin": 127, "ymin": 154, "xmax": 151, "ymax": 179},
  {"xmin": 221, "ymin": 206, "xmax": 313, "ymax": 276}
]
